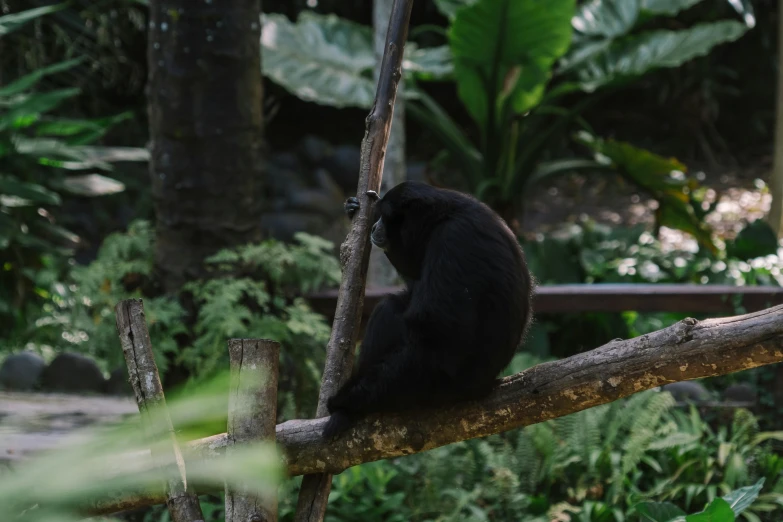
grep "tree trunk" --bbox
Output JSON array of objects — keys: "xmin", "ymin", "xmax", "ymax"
[
  {"xmin": 147, "ymin": 1, "xmax": 266, "ymax": 294},
  {"xmin": 768, "ymin": 2, "xmax": 783, "ymax": 237},
  {"xmin": 367, "ymin": 0, "xmax": 406, "ymax": 288}
]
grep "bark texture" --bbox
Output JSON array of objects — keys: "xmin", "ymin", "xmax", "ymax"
[
  {"xmin": 225, "ymin": 339, "xmax": 280, "ymax": 522},
  {"xmin": 148, "ymin": 0, "xmax": 265, "ymax": 293},
  {"xmin": 89, "ymin": 305, "xmax": 783, "ymax": 516},
  {"xmin": 293, "ymin": 0, "xmax": 416, "ymax": 520},
  {"xmin": 115, "ymin": 299, "xmax": 204, "ymax": 521}
]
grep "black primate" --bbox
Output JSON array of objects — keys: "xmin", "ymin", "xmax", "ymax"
[{"xmin": 323, "ymin": 181, "xmax": 533, "ymax": 439}]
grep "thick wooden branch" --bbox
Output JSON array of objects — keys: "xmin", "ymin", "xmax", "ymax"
[
  {"xmin": 114, "ymin": 299, "xmax": 204, "ymax": 522},
  {"xmin": 294, "ymin": 0, "xmax": 415, "ymax": 519},
  {"xmin": 90, "ymin": 305, "xmax": 783, "ymax": 515},
  {"xmin": 225, "ymin": 339, "xmax": 280, "ymax": 522}
]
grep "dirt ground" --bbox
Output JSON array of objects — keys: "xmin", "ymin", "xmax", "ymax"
[{"xmin": 520, "ymin": 155, "xmax": 774, "ymax": 251}]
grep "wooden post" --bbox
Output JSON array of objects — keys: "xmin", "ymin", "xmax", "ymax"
[
  {"xmin": 293, "ymin": 0, "xmax": 415, "ymax": 520},
  {"xmin": 115, "ymin": 298, "xmax": 205, "ymax": 522},
  {"xmin": 225, "ymin": 339, "xmax": 281, "ymax": 522}
]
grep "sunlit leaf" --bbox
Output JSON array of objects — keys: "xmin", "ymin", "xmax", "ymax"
[
  {"xmin": 575, "ymin": 132, "xmax": 717, "ymax": 253},
  {"xmin": 722, "ymin": 478, "xmax": 765, "ymax": 516},
  {"xmin": 58, "ymin": 174, "xmax": 126, "ymax": 197}
]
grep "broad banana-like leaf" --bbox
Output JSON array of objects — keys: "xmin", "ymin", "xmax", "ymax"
[
  {"xmin": 261, "ymin": 12, "xmax": 452, "ymax": 109},
  {"xmin": 684, "ymin": 498, "xmax": 734, "ymax": 522},
  {"xmin": 574, "ymin": 21, "xmax": 748, "ymax": 92},
  {"xmin": 721, "ymin": 478, "xmax": 765, "ymax": 517},
  {"xmin": 449, "ymin": 0, "xmax": 575, "ymax": 137}
]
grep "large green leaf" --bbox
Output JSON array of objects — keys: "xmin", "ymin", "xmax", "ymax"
[
  {"xmin": 574, "ymin": 21, "xmax": 748, "ymax": 92},
  {"xmin": 575, "ymin": 132, "xmax": 717, "ymax": 253},
  {"xmin": 0, "ymin": 3, "xmax": 66, "ymax": 36},
  {"xmin": 261, "ymin": 12, "xmax": 375, "ymax": 109},
  {"xmin": 261, "ymin": 12, "xmax": 452, "ymax": 109},
  {"xmin": 685, "ymin": 498, "xmax": 735, "ymax": 522},
  {"xmin": 449, "ymin": 0, "xmax": 575, "ymax": 135},
  {"xmin": 722, "ymin": 478, "xmax": 765, "ymax": 516}
]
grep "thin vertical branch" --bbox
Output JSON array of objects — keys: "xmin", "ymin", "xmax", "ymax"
[
  {"xmin": 114, "ymin": 298, "xmax": 205, "ymax": 522},
  {"xmin": 225, "ymin": 338, "xmax": 281, "ymax": 522},
  {"xmin": 367, "ymin": 0, "xmax": 407, "ymax": 287},
  {"xmin": 769, "ymin": 4, "xmax": 783, "ymax": 236},
  {"xmin": 293, "ymin": 0, "xmax": 416, "ymax": 520}
]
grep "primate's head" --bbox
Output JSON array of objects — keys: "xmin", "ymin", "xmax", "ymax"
[{"xmin": 370, "ymin": 181, "xmax": 463, "ymax": 280}]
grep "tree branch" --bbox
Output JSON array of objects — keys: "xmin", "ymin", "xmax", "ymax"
[
  {"xmin": 88, "ymin": 305, "xmax": 783, "ymax": 515},
  {"xmin": 294, "ymin": 0, "xmax": 415, "ymax": 519}
]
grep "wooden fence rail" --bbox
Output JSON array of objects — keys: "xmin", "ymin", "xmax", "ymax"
[{"xmin": 306, "ymin": 284, "xmax": 783, "ymax": 335}]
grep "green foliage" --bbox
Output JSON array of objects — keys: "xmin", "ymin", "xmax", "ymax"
[
  {"xmin": 726, "ymin": 220, "xmax": 779, "ymax": 262},
  {"xmin": 260, "ymin": 11, "xmax": 452, "ymax": 109},
  {"xmin": 523, "ymin": 221, "xmax": 783, "ymax": 289},
  {"xmin": 183, "ymin": 232, "xmax": 340, "ymax": 416},
  {"xmin": 28, "ymin": 222, "xmax": 340, "ymax": 418},
  {"xmin": 31, "ymin": 220, "xmax": 185, "ymax": 373},
  {"xmin": 410, "ymin": 0, "xmax": 749, "ymax": 230},
  {"xmin": 257, "ymin": 0, "xmax": 752, "ymax": 239},
  {"xmin": 520, "ymin": 219, "xmax": 782, "ymax": 358},
  {"xmin": 0, "ymin": 12, "xmax": 147, "ymax": 341},
  {"xmin": 575, "ymin": 132, "xmax": 718, "ymax": 253},
  {"xmin": 276, "ymin": 391, "xmax": 783, "ymax": 522}
]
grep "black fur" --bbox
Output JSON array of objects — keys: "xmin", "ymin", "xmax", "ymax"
[{"xmin": 323, "ymin": 181, "xmax": 533, "ymax": 439}]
